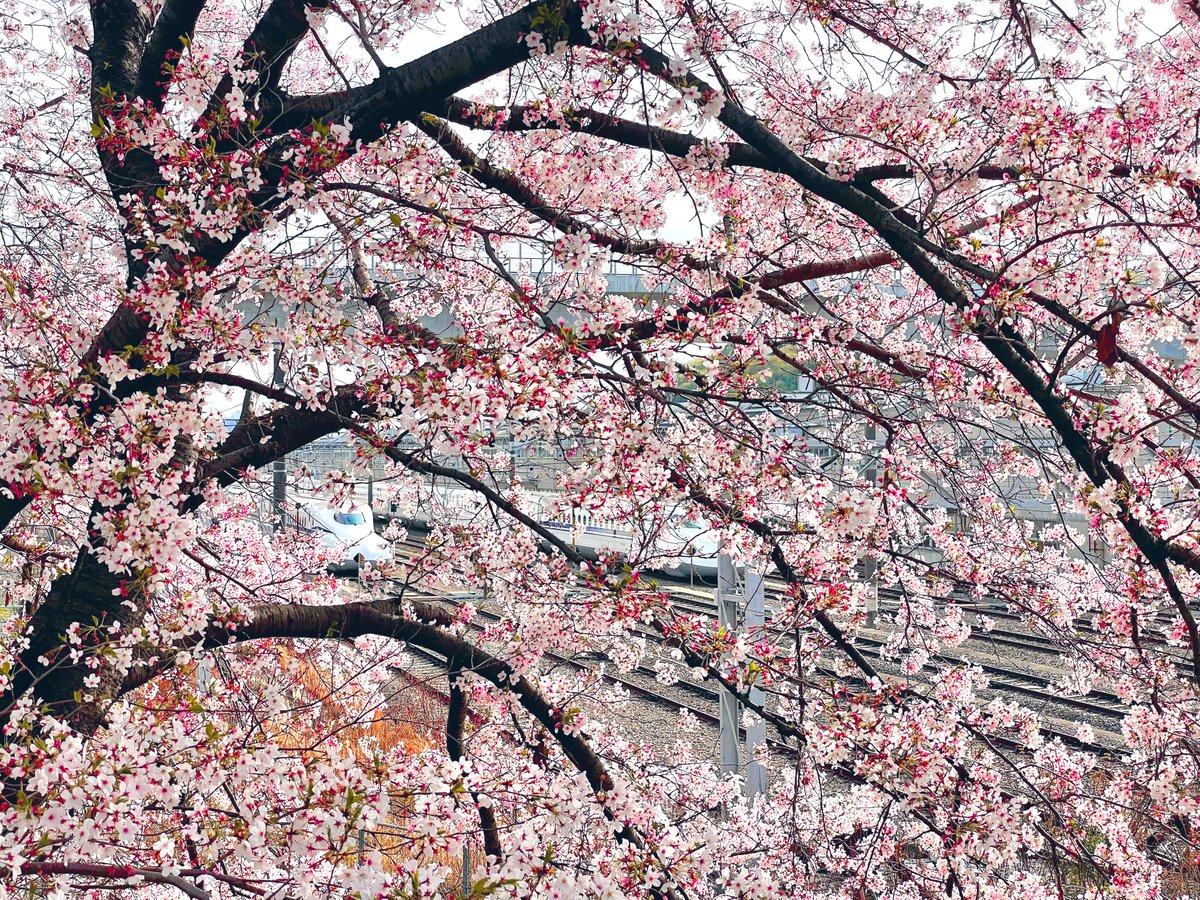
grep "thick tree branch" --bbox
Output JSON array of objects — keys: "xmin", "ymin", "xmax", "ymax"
[
  {"xmin": 19, "ymin": 863, "xmax": 212, "ymax": 900},
  {"xmin": 415, "ymin": 114, "xmax": 704, "ymax": 267},
  {"xmin": 137, "ymin": 0, "xmax": 207, "ymax": 107},
  {"xmin": 200, "ymin": 0, "xmax": 332, "ymax": 132},
  {"xmin": 447, "ymin": 659, "xmax": 504, "ymax": 864},
  {"xmin": 274, "ymin": 1, "xmax": 585, "ymax": 144},
  {"xmin": 122, "ymin": 595, "xmax": 641, "ymax": 846},
  {"xmin": 440, "ymin": 97, "xmax": 1125, "ymax": 195},
  {"xmin": 89, "ymin": 0, "xmax": 150, "ymax": 100},
  {"xmin": 442, "ymin": 95, "xmax": 779, "ymax": 171}
]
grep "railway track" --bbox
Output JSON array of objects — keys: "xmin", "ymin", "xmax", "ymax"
[
  {"xmin": 361, "ymin": 534, "xmax": 1128, "ymax": 755},
  {"xmin": 395, "ymin": 612, "xmax": 776, "ymax": 753},
  {"xmin": 372, "ymin": 578, "xmax": 1121, "ymax": 756},
  {"xmin": 662, "ymin": 573, "xmax": 1194, "ymax": 688},
  {"xmin": 661, "ymin": 576, "xmax": 1149, "ymax": 666},
  {"xmin": 659, "ymin": 586, "xmax": 1128, "ymax": 744}
]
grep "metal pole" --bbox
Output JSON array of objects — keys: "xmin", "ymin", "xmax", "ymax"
[
  {"xmin": 716, "ymin": 552, "xmax": 740, "ymax": 777},
  {"xmin": 863, "ymin": 557, "xmax": 879, "ymax": 627},
  {"xmin": 196, "ymin": 657, "xmax": 211, "ymax": 695},
  {"xmin": 462, "ymin": 844, "xmax": 470, "ymax": 898},
  {"xmin": 271, "ymin": 344, "xmax": 287, "ymax": 533},
  {"xmin": 744, "ymin": 569, "xmax": 767, "ymax": 803}
]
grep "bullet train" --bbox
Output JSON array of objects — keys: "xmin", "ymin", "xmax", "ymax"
[
  {"xmin": 293, "ymin": 499, "xmax": 393, "ymax": 573},
  {"xmin": 390, "ymin": 488, "xmax": 722, "ymax": 578}
]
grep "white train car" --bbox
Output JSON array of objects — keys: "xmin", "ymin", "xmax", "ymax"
[
  {"xmin": 293, "ymin": 500, "xmax": 393, "ymax": 573},
  {"xmin": 391, "ymin": 488, "xmax": 721, "ymax": 578}
]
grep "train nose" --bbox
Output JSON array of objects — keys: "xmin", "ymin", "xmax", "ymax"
[{"xmin": 357, "ymin": 535, "xmax": 393, "ymax": 562}]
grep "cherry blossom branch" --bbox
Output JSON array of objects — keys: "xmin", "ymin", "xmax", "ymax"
[
  {"xmin": 441, "ymin": 95, "xmax": 780, "ymax": 171},
  {"xmin": 440, "ymin": 97, "xmax": 1135, "ymax": 186},
  {"xmin": 18, "ymin": 862, "xmax": 214, "ymax": 900},
  {"xmin": 664, "ymin": 470, "xmax": 880, "ymax": 680},
  {"xmin": 621, "ymin": 37, "xmax": 1200, "ymax": 685},
  {"xmin": 0, "ymin": 0, "xmax": 584, "ymax": 536},
  {"xmin": 367, "ymin": 434, "xmax": 589, "ymax": 565},
  {"xmin": 327, "ymin": 209, "xmax": 399, "ymax": 334},
  {"xmin": 199, "ymin": 0, "xmax": 332, "ymax": 134},
  {"xmin": 917, "ymin": 238, "xmax": 1200, "ymax": 423},
  {"xmin": 608, "ymin": 202, "xmax": 1029, "ymax": 349},
  {"xmin": 121, "ymin": 595, "xmax": 643, "ymax": 848},
  {"xmin": 413, "ymin": 114, "xmax": 707, "ymax": 269},
  {"xmin": 184, "ymin": 371, "xmax": 590, "ymax": 564}
]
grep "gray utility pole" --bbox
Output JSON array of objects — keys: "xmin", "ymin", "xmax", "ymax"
[
  {"xmin": 716, "ymin": 553, "xmax": 741, "ymax": 777},
  {"xmin": 196, "ymin": 656, "xmax": 212, "ymax": 695},
  {"xmin": 744, "ymin": 569, "xmax": 767, "ymax": 802},
  {"xmin": 863, "ymin": 557, "xmax": 879, "ymax": 626},
  {"xmin": 717, "ymin": 554, "xmax": 770, "ymax": 803},
  {"xmin": 271, "ymin": 344, "xmax": 287, "ymax": 533}
]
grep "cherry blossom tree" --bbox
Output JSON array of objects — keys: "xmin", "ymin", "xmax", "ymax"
[{"xmin": 2, "ymin": 0, "xmax": 1200, "ymax": 895}]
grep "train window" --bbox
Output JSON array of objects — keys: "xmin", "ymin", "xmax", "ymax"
[{"xmin": 334, "ymin": 512, "xmax": 367, "ymax": 525}]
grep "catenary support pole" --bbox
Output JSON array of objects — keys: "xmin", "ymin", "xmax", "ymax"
[
  {"xmin": 717, "ymin": 552, "xmax": 741, "ymax": 777},
  {"xmin": 744, "ymin": 569, "xmax": 768, "ymax": 802},
  {"xmin": 272, "ymin": 343, "xmax": 287, "ymax": 533},
  {"xmin": 863, "ymin": 557, "xmax": 879, "ymax": 627}
]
